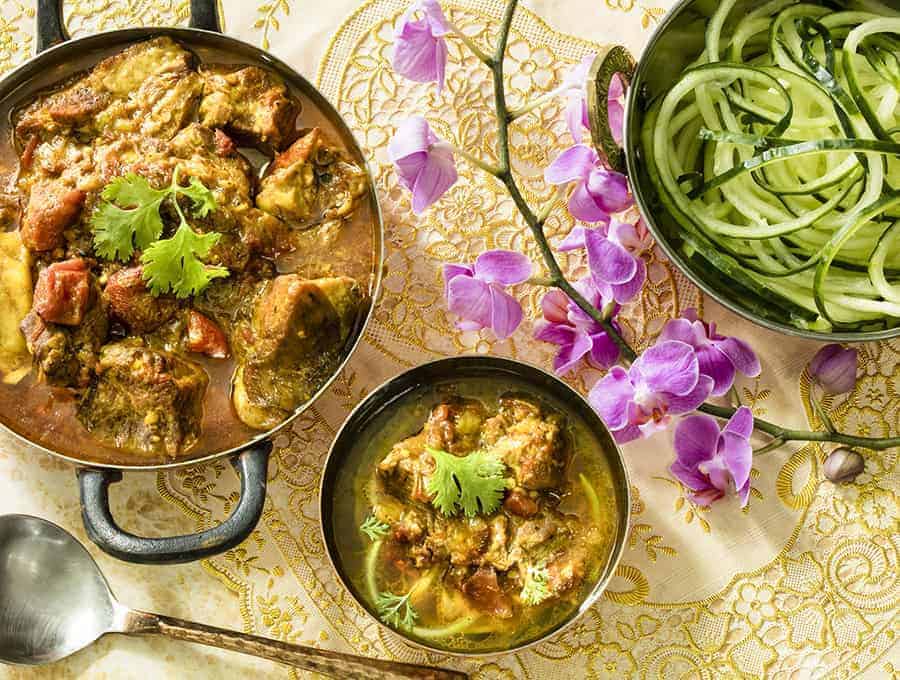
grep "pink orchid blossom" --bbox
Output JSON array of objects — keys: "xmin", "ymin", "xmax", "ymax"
[
  {"xmin": 589, "ymin": 340, "xmax": 714, "ymax": 443},
  {"xmin": 558, "ymin": 219, "xmax": 646, "ymax": 304},
  {"xmin": 545, "ymin": 144, "xmax": 632, "ymax": 224},
  {"xmin": 392, "ymin": 0, "xmax": 451, "ymax": 92},
  {"xmin": 534, "ymin": 277, "xmax": 620, "ymax": 375},
  {"xmin": 660, "ymin": 309, "xmax": 761, "ymax": 397},
  {"xmin": 671, "ymin": 407, "xmax": 754, "ymax": 507},
  {"xmin": 559, "ymin": 54, "xmax": 594, "ymax": 142},
  {"xmin": 443, "ymin": 250, "xmax": 532, "ymax": 339},
  {"xmin": 608, "ymin": 73, "xmax": 625, "ymax": 146},
  {"xmin": 809, "ymin": 344, "xmax": 858, "ymax": 395},
  {"xmin": 389, "ymin": 116, "xmax": 458, "ymax": 214}
]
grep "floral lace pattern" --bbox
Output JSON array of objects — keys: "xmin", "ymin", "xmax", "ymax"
[{"xmin": 0, "ymin": 1, "xmax": 896, "ymax": 678}]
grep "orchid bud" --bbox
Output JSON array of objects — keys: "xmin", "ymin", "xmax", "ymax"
[
  {"xmin": 823, "ymin": 447, "xmax": 864, "ymax": 484},
  {"xmin": 809, "ymin": 344, "xmax": 858, "ymax": 395}
]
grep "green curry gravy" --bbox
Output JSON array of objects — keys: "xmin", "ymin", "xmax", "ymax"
[{"xmin": 331, "ymin": 376, "xmax": 622, "ymax": 653}]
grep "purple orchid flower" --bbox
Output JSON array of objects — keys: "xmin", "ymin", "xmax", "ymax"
[
  {"xmin": 534, "ymin": 277, "xmax": 620, "ymax": 375},
  {"xmin": 545, "ymin": 144, "xmax": 632, "ymax": 224},
  {"xmin": 670, "ymin": 406, "xmax": 754, "ymax": 507},
  {"xmin": 558, "ymin": 54, "xmax": 594, "ymax": 142},
  {"xmin": 660, "ymin": 309, "xmax": 761, "ymax": 397},
  {"xmin": 443, "ymin": 250, "xmax": 532, "ymax": 339},
  {"xmin": 558, "ymin": 219, "xmax": 646, "ymax": 304},
  {"xmin": 608, "ymin": 73, "xmax": 625, "ymax": 146},
  {"xmin": 588, "ymin": 340, "xmax": 714, "ymax": 443},
  {"xmin": 389, "ymin": 116, "xmax": 458, "ymax": 214},
  {"xmin": 809, "ymin": 344, "xmax": 858, "ymax": 395},
  {"xmin": 392, "ymin": 0, "xmax": 451, "ymax": 92}
]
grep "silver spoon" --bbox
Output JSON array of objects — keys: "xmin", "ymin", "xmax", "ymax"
[{"xmin": 0, "ymin": 514, "xmax": 466, "ymax": 680}]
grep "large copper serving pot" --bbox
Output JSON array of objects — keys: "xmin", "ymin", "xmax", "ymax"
[{"xmin": 0, "ymin": 0, "xmax": 383, "ymax": 564}]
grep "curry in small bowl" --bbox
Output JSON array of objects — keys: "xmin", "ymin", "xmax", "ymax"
[{"xmin": 321, "ymin": 357, "xmax": 629, "ymax": 655}]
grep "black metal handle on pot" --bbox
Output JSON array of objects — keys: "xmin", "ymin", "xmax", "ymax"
[
  {"xmin": 587, "ymin": 46, "xmax": 637, "ymax": 174},
  {"xmin": 78, "ymin": 442, "xmax": 271, "ymax": 564},
  {"xmin": 35, "ymin": 0, "xmax": 223, "ymax": 54}
]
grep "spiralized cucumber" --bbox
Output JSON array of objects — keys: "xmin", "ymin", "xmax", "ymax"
[{"xmin": 643, "ymin": 1, "xmax": 900, "ymax": 332}]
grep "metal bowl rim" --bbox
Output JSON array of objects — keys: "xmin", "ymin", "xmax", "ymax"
[
  {"xmin": 317, "ymin": 354, "xmax": 632, "ymax": 658},
  {"xmin": 0, "ymin": 25, "xmax": 385, "ymax": 470}
]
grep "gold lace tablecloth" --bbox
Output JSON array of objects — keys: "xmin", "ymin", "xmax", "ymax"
[{"xmin": 0, "ymin": 1, "xmax": 897, "ymax": 678}]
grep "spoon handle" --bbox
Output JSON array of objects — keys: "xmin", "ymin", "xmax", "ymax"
[{"xmin": 122, "ymin": 609, "xmax": 467, "ymax": 680}]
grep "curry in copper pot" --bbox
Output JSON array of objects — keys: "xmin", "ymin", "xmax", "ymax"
[{"xmin": 0, "ymin": 37, "xmax": 375, "ymax": 463}]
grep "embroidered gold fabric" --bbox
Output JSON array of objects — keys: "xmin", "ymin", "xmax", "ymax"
[{"xmin": 0, "ymin": 1, "xmax": 896, "ymax": 678}]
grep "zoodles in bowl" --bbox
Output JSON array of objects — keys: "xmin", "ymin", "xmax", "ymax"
[
  {"xmin": 642, "ymin": 0, "xmax": 900, "ymax": 333},
  {"xmin": 329, "ymin": 377, "xmax": 622, "ymax": 654}
]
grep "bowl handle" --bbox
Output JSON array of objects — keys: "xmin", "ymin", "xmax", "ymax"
[
  {"xmin": 587, "ymin": 46, "xmax": 637, "ymax": 174},
  {"xmin": 77, "ymin": 442, "xmax": 271, "ymax": 564},
  {"xmin": 35, "ymin": 0, "xmax": 223, "ymax": 54}
]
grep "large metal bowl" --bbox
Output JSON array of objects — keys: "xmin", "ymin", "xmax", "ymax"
[
  {"xmin": 0, "ymin": 0, "xmax": 383, "ymax": 564},
  {"xmin": 319, "ymin": 356, "xmax": 631, "ymax": 656},
  {"xmin": 587, "ymin": 0, "xmax": 900, "ymax": 342}
]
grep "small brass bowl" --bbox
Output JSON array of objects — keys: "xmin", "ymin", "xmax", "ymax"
[{"xmin": 319, "ymin": 356, "xmax": 631, "ymax": 656}]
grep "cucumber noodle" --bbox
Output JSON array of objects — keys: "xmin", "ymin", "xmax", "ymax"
[{"xmin": 642, "ymin": 1, "xmax": 900, "ymax": 332}]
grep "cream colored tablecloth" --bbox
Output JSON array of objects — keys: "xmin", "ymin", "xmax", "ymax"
[{"xmin": 0, "ymin": 1, "xmax": 897, "ymax": 678}]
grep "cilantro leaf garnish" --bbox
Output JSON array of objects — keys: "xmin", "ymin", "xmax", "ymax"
[
  {"xmin": 91, "ymin": 169, "xmax": 229, "ymax": 298},
  {"xmin": 425, "ymin": 447, "xmax": 508, "ymax": 517},
  {"xmin": 359, "ymin": 515, "xmax": 390, "ymax": 542},
  {"xmin": 520, "ymin": 563, "xmax": 551, "ymax": 606},
  {"xmin": 140, "ymin": 224, "xmax": 229, "ymax": 299},
  {"xmin": 375, "ymin": 590, "xmax": 418, "ymax": 631},
  {"xmin": 179, "ymin": 176, "xmax": 217, "ymax": 218},
  {"xmin": 93, "ymin": 175, "xmax": 166, "ymax": 261}
]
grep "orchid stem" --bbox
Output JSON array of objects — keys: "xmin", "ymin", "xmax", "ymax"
[
  {"xmin": 483, "ymin": 0, "xmax": 897, "ymax": 454},
  {"xmin": 507, "ymin": 90, "xmax": 560, "ymax": 122},
  {"xmin": 697, "ymin": 402, "xmax": 900, "ymax": 451},
  {"xmin": 527, "ymin": 275, "xmax": 556, "ymax": 287},
  {"xmin": 753, "ymin": 437, "xmax": 785, "ymax": 455},
  {"xmin": 449, "ymin": 145, "xmax": 504, "ymax": 176},
  {"xmin": 487, "ymin": 0, "xmax": 636, "ymax": 363},
  {"xmin": 448, "ymin": 21, "xmax": 494, "ymax": 65},
  {"xmin": 811, "ymin": 395, "xmax": 838, "ymax": 433}
]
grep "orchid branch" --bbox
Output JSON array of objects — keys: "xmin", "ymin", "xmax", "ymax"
[
  {"xmin": 479, "ymin": 0, "xmax": 898, "ymax": 455},
  {"xmin": 486, "ymin": 0, "xmax": 637, "ymax": 362}
]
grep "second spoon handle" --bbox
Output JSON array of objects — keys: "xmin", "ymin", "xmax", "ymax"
[{"xmin": 121, "ymin": 609, "xmax": 467, "ymax": 680}]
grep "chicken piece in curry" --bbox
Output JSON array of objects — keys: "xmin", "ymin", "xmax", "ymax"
[
  {"xmin": 336, "ymin": 385, "xmax": 621, "ymax": 653},
  {"xmin": 0, "ymin": 37, "xmax": 373, "ymax": 460}
]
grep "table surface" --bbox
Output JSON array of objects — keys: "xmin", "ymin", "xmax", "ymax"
[{"xmin": 0, "ymin": 1, "xmax": 897, "ymax": 678}]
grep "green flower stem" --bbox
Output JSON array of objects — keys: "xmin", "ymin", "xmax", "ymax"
[
  {"xmin": 697, "ymin": 402, "xmax": 900, "ymax": 450},
  {"xmin": 810, "ymin": 394, "xmax": 838, "ymax": 433},
  {"xmin": 527, "ymin": 275, "xmax": 556, "ymax": 287},
  {"xmin": 487, "ymin": 0, "xmax": 636, "ymax": 363},
  {"xmin": 478, "ymin": 0, "xmax": 899, "ymax": 454},
  {"xmin": 507, "ymin": 89, "xmax": 560, "ymax": 122},
  {"xmin": 753, "ymin": 437, "xmax": 785, "ymax": 455},
  {"xmin": 448, "ymin": 20, "xmax": 494, "ymax": 65},
  {"xmin": 450, "ymin": 145, "xmax": 504, "ymax": 176}
]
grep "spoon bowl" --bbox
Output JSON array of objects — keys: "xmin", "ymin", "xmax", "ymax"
[
  {"xmin": 0, "ymin": 515, "xmax": 466, "ymax": 679},
  {"xmin": 0, "ymin": 514, "xmax": 116, "ymax": 665}
]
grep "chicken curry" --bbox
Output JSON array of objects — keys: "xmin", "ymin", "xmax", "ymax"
[
  {"xmin": 332, "ymin": 378, "xmax": 621, "ymax": 653},
  {"xmin": 0, "ymin": 37, "xmax": 375, "ymax": 463}
]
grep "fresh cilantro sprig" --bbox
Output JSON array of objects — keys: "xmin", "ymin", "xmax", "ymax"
[
  {"xmin": 520, "ymin": 563, "xmax": 551, "ymax": 606},
  {"xmin": 359, "ymin": 515, "xmax": 390, "ymax": 542},
  {"xmin": 425, "ymin": 447, "xmax": 508, "ymax": 518},
  {"xmin": 375, "ymin": 590, "xmax": 418, "ymax": 631},
  {"xmin": 90, "ymin": 170, "xmax": 227, "ymax": 298}
]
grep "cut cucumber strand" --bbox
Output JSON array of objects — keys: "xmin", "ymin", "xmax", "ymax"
[{"xmin": 641, "ymin": 3, "xmax": 900, "ymax": 333}]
